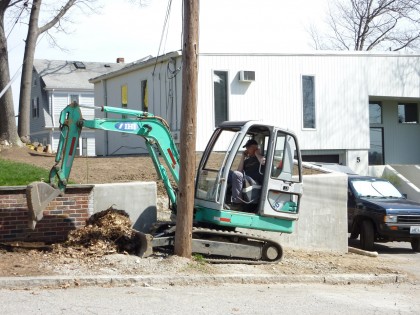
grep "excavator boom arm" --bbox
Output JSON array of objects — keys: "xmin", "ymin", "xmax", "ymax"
[{"xmin": 27, "ymin": 103, "xmax": 180, "ymax": 228}]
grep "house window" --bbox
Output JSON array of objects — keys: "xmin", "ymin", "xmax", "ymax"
[
  {"xmin": 32, "ymin": 98, "xmax": 39, "ymax": 118},
  {"xmin": 398, "ymin": 103, "xmax": 418, "ymax": 124},
  {"xmin": 369, "ymin": 102, "xmax": 382, "ymax": 124},
  {"xmin": 141, "ymin": 80, "xmax": 148, "ymax": 112},
  {"xmin": 121, "ymin": 84, "xmax": 128, "ymax": 118},
  {"xmin": 213, "ymin": 71, "xmax": 228, "ymax": 127},
  {"xmin": 302, "ymin": 75, "xmax": 315, "ymax": 129},
  {"xmin": 70, "ymin": 94, "xmax": 79, "ymax": 105}
]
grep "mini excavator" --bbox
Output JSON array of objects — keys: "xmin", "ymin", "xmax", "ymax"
[{"xmin": 26, "ymin": 102, "xmax": 303, "ymax": 263}]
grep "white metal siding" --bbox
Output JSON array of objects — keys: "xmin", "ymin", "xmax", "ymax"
[
  {"xmin": 92, "ymin": 52, "xmax": 420, "ymax": 168},
  {"xmin": 196, "ymin": 54, "xmax": 420, "ymax": 153}
]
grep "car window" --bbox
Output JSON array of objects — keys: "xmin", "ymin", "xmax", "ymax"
[{"xmin": 351, "ymin": 180, "xmax": 403, "ymax": 198}]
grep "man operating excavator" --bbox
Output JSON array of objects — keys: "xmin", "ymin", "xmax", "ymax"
[{"xmin": 229, "ymin": 139, "xmax": 266, "ymax": 209}]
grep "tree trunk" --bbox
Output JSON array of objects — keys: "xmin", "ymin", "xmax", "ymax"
[
  {"xmin": 0, "ymin": 2, "xmax": 23, "ymax": 147},
  {"xmin": 18, "ymin": 0, "xmax": 42, "ymax": 144}
]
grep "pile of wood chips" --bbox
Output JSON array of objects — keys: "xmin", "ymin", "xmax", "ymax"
[{"xmin": 54, "ymin": 207, "xmax": 143, "ymax": 257}]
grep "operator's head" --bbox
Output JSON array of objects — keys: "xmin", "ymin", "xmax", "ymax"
[{"xmin": 243, "ymin": 139, "xmax": 259, "ymax": 154}]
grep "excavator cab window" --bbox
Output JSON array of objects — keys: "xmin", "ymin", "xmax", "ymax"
[
  {"xmin": 196, "ymin": 129, "xmax": 238, "ymax": 202},
  {"xmin": 270, "ymin": 131, "xmax": 301, "ymax": 182},
  {"xmin": 225, "ymin": 127, "xmax": 270, "ymax": 211}
]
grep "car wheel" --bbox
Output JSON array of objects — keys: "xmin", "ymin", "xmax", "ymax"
[
  {"xmin": 411, "ymin": 239, "xmax": 420, "ymax": 252},
  {"xmin": 360, "ymin": 220, "xmax": 374, "ymax": 251}
]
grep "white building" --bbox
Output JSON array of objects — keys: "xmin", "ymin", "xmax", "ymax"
[{"xmin": 90, "ymin": 51, "xmax": 420, "ymax": 174}]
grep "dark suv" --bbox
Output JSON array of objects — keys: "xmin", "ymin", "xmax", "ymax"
[{"xmin": 347, "ymin": 175, "xmax": 420, "ymax": 252}]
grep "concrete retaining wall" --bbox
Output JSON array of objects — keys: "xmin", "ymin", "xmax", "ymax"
[
  {"xmin": 93, "ymin": 182, "xmax": 157, "ymax": 233},
  {"xmin": 278, "ymin": 172, "xmax": 348, "ymax": 253},
  {"xmin": 369, "ymin": 165, "xmax": 420, "ymax": 203}
]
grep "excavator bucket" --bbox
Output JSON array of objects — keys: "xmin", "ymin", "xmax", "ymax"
[
  {"xmin": 26, "ymin": 182, "xmax": 61, "ymax": 230},
  {"xmin": 134, "ymin": 231, "xmax": 154, "ymax": 258}
]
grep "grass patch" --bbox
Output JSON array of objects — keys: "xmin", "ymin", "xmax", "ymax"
[
  {"xmin": 0, "ymin": 158, "xmax": 49, "ymax": 186},
  {"xmin": 192, "ymin": 253, "xmax": 206, "ymax": 264}
]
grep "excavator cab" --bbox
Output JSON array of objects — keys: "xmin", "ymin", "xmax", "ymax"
[{"xmin": 194, "ymin": 121, "xmax": 302, "ymax": 233}]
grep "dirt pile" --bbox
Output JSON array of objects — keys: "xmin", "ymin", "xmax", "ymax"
[{"xmin": 54, "ymin": 207, "xmax": 143, "ymax": 258}]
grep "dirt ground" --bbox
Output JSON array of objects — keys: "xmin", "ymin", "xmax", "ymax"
[{"xmin": 0, "ymin": 146, "xmax": 414, "ymax": 280}]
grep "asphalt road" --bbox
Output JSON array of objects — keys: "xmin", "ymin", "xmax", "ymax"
[
  {"xmin": 1, "ymin": 236, "xmax": 418, "ymax": 314},
  {"xmin": 0, "ymin": 282, "xmax": 418, "ymax": 315},
  {"xmin": 348, "ymin": 237, "xmax": 420, "ymax": 280}
]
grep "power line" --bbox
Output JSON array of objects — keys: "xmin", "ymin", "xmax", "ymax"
[
  {"xmin": 6, "ymin": 0, "xmax": 29, "ymax": 39},
  {"xmin": 152, "ymin": 0, "xmax": 173, "ymax": 75}
]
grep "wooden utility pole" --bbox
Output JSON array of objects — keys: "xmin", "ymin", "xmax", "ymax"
[{"xmin": 174, "ymin": 0, "xmax": 199, "ymax": 258}]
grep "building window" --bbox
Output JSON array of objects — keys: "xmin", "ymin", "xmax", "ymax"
[
  {"xmin": 70, "ymin": 94, "xmax": 79, "ymax": 105},
  {"xmin": 32, "ymin": 98, "xmax": 39, "ymax": 118},
  {"xmin": 121, "ymin": 84, "xmax": 128, "ymax": 118},
  {"xmin": 369, "ymin": 102, "xmax": 382, "ymax": 124},
  {"xmin": 398, "ymin": 103, "xmax": 418, "ymax": 124},
  {"xmin": 302, "ymin": 75, "xmax": 315, "ymax": 129},
  {"xmin": 213, "ymin": 71, "xmax": 228, "ymax": 127},
  {"xmin": 141, "ymin": 80, "xmax": 148, "ymax": 112},
  {"xmin": 369, "ymin": 127, "xmax": 384, "ymax": 165}
]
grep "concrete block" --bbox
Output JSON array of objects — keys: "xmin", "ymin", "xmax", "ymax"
[
  {"xmin": 279, "ymin": 172, "xmax": 348, "ymax": 253},
  {"xmin": 93, "ymin": 182, "xmax": 157, "ymax": 233}
]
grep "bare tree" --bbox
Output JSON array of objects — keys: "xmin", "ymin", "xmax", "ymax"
[
  {"xmin": 310, "ymin": 0, "xmax": 420, "ymax": 51},
  {"xmin": 18, "ymin": 0, "xmax": 97, "ymax": 143},
  {"xmin": 0, "ymin": 0, "xmax": 24, "ymax": 146}
]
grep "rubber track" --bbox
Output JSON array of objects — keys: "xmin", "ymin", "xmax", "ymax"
[{"xmin": 192, "ymin": 227, "xmax": 283, "ymax": 264}]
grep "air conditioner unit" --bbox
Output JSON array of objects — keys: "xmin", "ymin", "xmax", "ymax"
[{"xmin": 239, "ymin": 70, "xmax": 255, "ymax": 82}]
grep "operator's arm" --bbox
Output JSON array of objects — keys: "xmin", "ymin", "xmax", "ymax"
[{"xmin": 255, "ymin": 148, "xmax": 266, "ymax": 165}]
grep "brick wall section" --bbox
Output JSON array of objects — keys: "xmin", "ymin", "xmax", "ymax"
[{"xmin": 0, "ymin": 186, "xmax": 94, "ymax": 243}]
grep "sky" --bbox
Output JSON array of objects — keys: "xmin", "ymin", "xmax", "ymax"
[{"xmin": 5, "ymin": 0, "xmax": 328, "ymax": 110}]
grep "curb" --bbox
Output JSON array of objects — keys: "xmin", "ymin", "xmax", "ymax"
[{"xmin": 0, "ymin": 273, "xmax": 407, "ymax": 290}]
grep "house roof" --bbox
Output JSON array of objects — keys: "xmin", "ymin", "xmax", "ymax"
[
  {"xmin": 89, "ymin": 51, "xmax": 181, "ymax": 83},
  {"xmin": 33, "ymin": 59, "xmax": 126, "ymax": 90}
]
